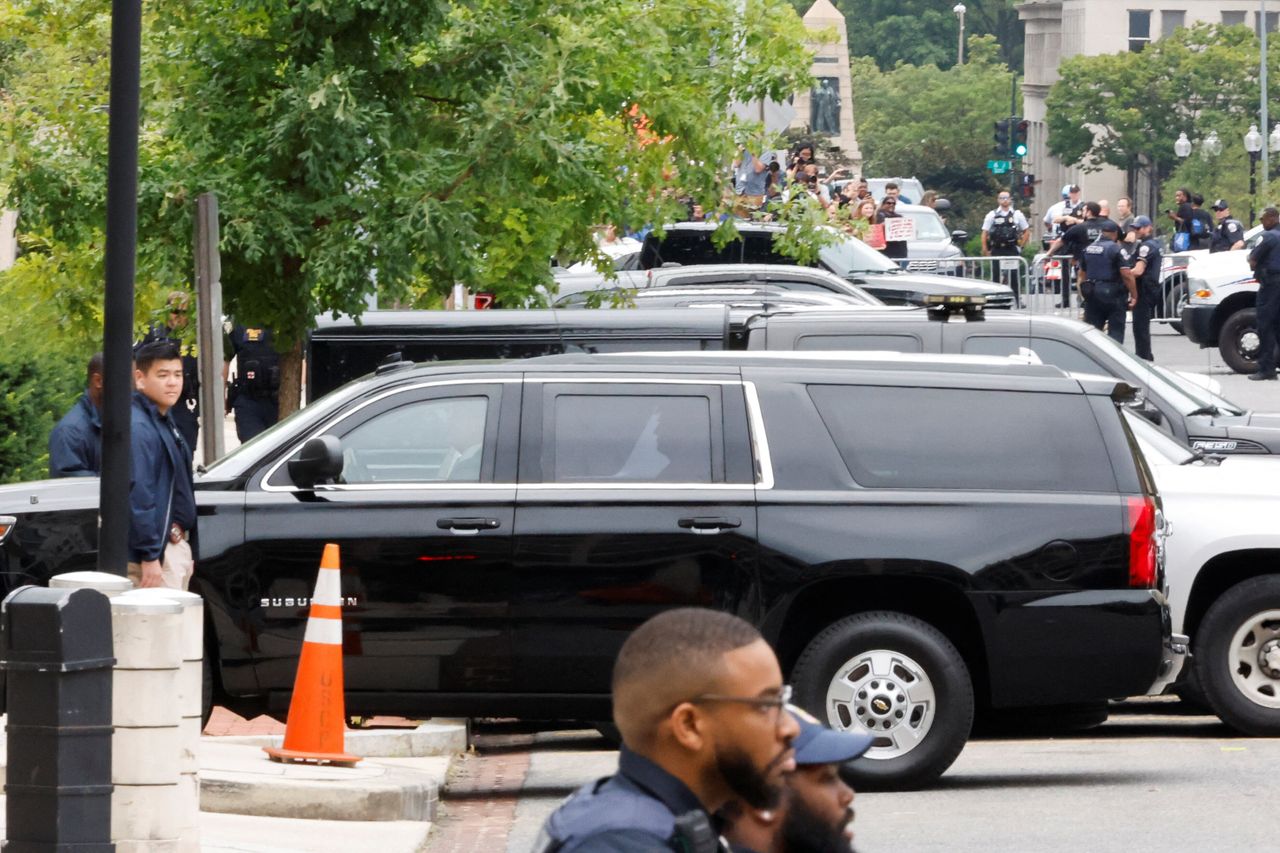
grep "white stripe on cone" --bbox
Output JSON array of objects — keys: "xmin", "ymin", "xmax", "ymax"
[
  {"xmin": 312, "ymin": 567, "xmax": 342, "ymax": 606},
  {"xmin": 303, "ymin": 616, "xmax": 344, "ymax": 646}
]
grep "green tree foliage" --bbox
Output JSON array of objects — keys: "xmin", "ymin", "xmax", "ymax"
[
  {"xmin": 794, "ymin": 0, "xmax": 1023, "ymax": 72},
  {"xmin": 850, "ymin": 36, "xmax": 1020, "ymax": 233},
  {"xmin": 1045, "ymin": 23, "xmax": 1272, "ymax": 211},
  {"xmin": 2, "ymin": 0, "xmax": 815, "ymax": 418}
]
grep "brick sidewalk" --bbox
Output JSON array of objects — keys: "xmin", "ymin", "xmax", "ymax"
[{"xmin": 427, "ymin": 732, "xmax": 536, "ymax": 853}]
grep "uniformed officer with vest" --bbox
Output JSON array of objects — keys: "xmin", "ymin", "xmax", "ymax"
[
  {"xmin": 1210, "ymin": 200, "xmax": 1246, "ymax": 253},
  {"xmin": 226, "ymin": 324, "xmax": 281, "ymax": 441},
  {"xmin": 1247, "ymin": 207, "xmax": 1280, "ymax": 380},
  {"xmin": 1081, "ymin": 221, "xmax": 1137, "ymax": 343},
  {"xmin": 137, "ymin": 291, "xmax": 201, "ymax": 454},
  {"xmin": 537, "ymin": 609, "xmax": 800, "ymax": 853},
  {"xmin": 1126, "ymin": 216, "xmax": 1161, "ymax": 361}
]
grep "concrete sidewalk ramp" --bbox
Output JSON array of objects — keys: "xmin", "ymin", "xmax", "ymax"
[
  {"xmin": 199, "ymin": 741, "xmax": 450, "ymax": 822},
  {"xmin": 200, "ymin": 811, "xmax": 432, "ymax": 852}
]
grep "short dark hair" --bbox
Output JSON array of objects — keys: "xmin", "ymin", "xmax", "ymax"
[
  {"xmin": 1192, "ymin": 193, "xmax": 1205, "ymax": 206},
  {"xmin": 134, "ymin": 340, "xmax": 181, "ymax": 373},
  {"xmin": 885, "ymin": 182, "xmax": 899, "ymax": 191},
  {"xmin": 1084, "ymin": 201, "xmax": 1102, "ymax": 217},
  {"xmin": 612, "ymin": 608, "xmax": 763, "ymax": 743},
  {"xmin": 1177, "ymin": 187, "xmax": 1192, "ymax": 199},
  {"xmin": 87, "ymin": 352, "xmax": 105, "ymax": 383},
  {"xmin": 1263, "ymin": 207, "xmax": 1280, "ymax": 220}
]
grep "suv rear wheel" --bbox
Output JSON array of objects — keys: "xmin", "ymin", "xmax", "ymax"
[
  {"xmin": 1196, "ymin": 576, "xmax": 1280, "ymax": 735},
  {"xmin": 791, "ymin": 611, "xmax": 973, "ymax": 790}
]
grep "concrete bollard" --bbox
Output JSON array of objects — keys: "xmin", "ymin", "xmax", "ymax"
[
  {"xmin": 48, "ymin": 572, "xmax": 135, "ymax": 597},
  {"xmin": 110, "ymin": 591, "xmax": 182, "ymax": 850},
  {"xmin": 121, "ymin": 589, "xmax": 203, "ymax": 852}
]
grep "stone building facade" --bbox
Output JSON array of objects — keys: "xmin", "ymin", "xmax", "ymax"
[{"xmin": 1017, "ymin": 1, "xmax": 1269, "ymax": 236}]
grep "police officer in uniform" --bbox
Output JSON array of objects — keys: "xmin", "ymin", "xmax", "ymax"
[
  {"xmin": 1081, "ymin": 221, "xmax": 1137, "ymax": 343},
  {"xmin": 981, "ymin": 190, "xmax": 1029, "ymax": 301},
  {"xmin": 226, "ymin": 325, "xmax": 281, "ymax": 441},
  {"xmin": 1210, "ymin": 200, "xmax": 1246, "ymax": 253},
  {"xmin": 137, "ymin": 291, "xmax": 200, "ymax": 454},
  {"xmin": 1247, "ymin": 207, "xmax": 1280, "ymax": 380},
  {"xmin": 537, "ymin": 608, "xmax": 799, "ymax": 853},
  {"xmin": 1126, "ymin": 216, "xmax": 1161, "ymax": 361}
]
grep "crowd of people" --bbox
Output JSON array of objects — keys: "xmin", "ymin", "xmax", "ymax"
[
  {"xmin": 46, "ymin": 290, "xmax": 283, "ymax": 590},
  {"xmin": 730, "ymin": 142, "xmax": 933, "ymax": 261}
]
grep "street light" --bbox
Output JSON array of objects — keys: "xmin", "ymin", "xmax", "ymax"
[
  {"xmin": 1174, "ymin": 132, "xmax": 1192, "ymax": 159},
  {"xmin": 1246, "ymin": 124, "xmax": 1264, "ymax": 226},
  {"xmin": 1270, "ymin": 123, "xmax": 1280, "ymax": 154},
  {"xmin": 953, "ymin": 4, "xmax": 966, "ymax": 66},
  {"xmin": 1202, "ymin": 131, "xmax": 1223, "ymax": 158}
]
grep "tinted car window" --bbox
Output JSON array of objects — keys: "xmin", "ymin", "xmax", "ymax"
[
  {"xmin": 794, "ymin": 334, "xmax": 922, "ymax": 352},
  {"xmin": 337, "ymin": 396, "xmax": 488, "ymax": 484},
  {"xmin": 808, "ymin": 384, "xmax": 1115, "ymax": 492},
  {"xmin": 551, "ymin": 394, "xmax": 714, "ymax": 483},
  {"xmin": 962, "ymin": 335, "xmax": 1105, "ymax": 376}
]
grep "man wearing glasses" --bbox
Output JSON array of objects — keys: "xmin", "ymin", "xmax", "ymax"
[
  {"xmin": 537, "ymin": 608, "xmax": 800, "ymax": 853},
  {"xmin": 981, "ymin": 190, "xmax": 1029, "ymax": 299}
]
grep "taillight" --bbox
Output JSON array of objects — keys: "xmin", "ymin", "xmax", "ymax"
[
  {"xmin": 1126, "ymin": 496, "xmax": 1157, "ymax": 589},
  {"xmin": 0, "ymin": 515, "xmax": 15, "ymax": 545}
]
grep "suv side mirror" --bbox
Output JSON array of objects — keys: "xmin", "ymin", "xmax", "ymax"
[
  {"xmin": 1127, "ymin": 399, "xmax": 1163, "ymax": 426},
  {"xmin": 950, "ymin": 230, "xmax": 969, "ymax": 243},
  {"xmin": 288, "ymin": 435, "xmax": 344, "ymax": 489}
]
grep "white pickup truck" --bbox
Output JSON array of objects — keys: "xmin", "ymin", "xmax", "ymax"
[
  {"xmin": 1128, "ymin": 410, "xmax": 1280, "ymax": 734},
  {"xmin": 1178, "ymin": 226, "xmax": 1268, "ymax": 372}
]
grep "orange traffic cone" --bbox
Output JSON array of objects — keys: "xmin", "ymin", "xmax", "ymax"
[{"xmin": 265, "ymin": 543, "xmax": 361, "ymax": 766}]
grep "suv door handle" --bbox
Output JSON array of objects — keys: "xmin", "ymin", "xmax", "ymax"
[
  {"xmin": 437, "ymin": 517, "xmax": 501, "ymax": 535},
  {"xmin": 678, "ymin": 517, "xmax": 742, "ymax": 535}
]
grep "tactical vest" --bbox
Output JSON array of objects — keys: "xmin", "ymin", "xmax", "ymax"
[
  {"xmin": 536, "ymin": 774, "xmax": 720, "ymax": 853},
  {"xmin": 232, "ymin": 327, "xmax": 280, "ymax": 400}
]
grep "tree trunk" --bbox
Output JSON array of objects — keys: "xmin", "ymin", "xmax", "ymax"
[{"xmin": 277, "ymin": 336, "xmax": 303, "ymax": 418}]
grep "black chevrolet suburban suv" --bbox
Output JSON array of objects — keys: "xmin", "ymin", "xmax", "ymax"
[{"xmin": 0, "ymin": 351, "xmax": 1179, "ymax": 788}]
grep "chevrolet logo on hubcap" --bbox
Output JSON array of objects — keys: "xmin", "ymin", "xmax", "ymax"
[{"xmin": 872, "ymin": 698, "xmax": 889, "ymax": 713}]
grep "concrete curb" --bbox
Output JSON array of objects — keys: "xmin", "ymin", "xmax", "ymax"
[
  {"xmin": 199, "ymin": 742, "xmax": 448, "ymax": 822},
  {"xmin": 210, "ymin": 719, "xmax": 468, "ymax": 758}
]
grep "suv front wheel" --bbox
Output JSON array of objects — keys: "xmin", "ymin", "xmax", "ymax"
[
  {"xmin": 791, "ymin": 611, "xmax": 974, "ymax": 790},
  {"xmin": 1219, "ymin": 308, "xmax": 1262, "ymax": 374}
]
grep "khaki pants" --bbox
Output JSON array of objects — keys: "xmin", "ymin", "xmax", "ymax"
[{"xmin": 127, "ymin": 538, "xmax": 194, "ymax": 590}]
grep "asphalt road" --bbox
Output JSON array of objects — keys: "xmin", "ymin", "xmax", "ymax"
[{"xmin": 430, "ymin": 700, "xmax": 1279, "ymax": 853}]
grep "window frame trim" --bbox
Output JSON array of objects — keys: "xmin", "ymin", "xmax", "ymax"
[{"xmin": 259, "ymin": 378, "xmax": 516, "ymax": 493}]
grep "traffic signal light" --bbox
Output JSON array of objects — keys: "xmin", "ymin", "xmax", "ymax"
[
  {"xmin": 993, "ymin": 119, "xmax": 1011, "ymax": 156},
  {"xmin": 1013, "ymin": 118, "xmax": 1030, "ymax": 158}
]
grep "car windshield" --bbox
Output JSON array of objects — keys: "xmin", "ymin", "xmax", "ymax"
[
  {"xmin": 1123, "ymin": 410, "xmax": 1198, "ymax": 465},
  {"xmin": 1080, "ymin": 328, "xmax": 1245, "ymax": 417},
  {"xmin": 903, "ymin": 210, "xmax": 949, "ymax": 241},
  {"xmin": 199, "ymin": 385, "xmax": 359, "ymax": 480},
  {"xmin": 819, "ymin": 234, "xmax": 899, "ymax": 275}
]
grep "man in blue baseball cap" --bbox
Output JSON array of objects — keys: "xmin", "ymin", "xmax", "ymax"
[{"xmin": 723, "ymin": 706, "xmax": 874, "ymax": 853}]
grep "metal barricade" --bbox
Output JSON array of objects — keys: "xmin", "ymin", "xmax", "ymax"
[{"xmin": 897, "ymin": 256, "xmax": 1032, "ymax": 311}]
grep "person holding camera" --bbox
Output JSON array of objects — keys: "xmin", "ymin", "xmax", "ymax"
[
  {"xmin": 785, "ymin": 144, "xmax": 815, "ymax": 184},
  {"xmin": 733, "ymin": 145, "xmax": 769, "ymax": 217}
]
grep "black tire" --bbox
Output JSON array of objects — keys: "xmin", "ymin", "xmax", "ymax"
[
  {"xmin": 791, "ymin": 611, "xmax": 973, "ymax": 790},
  {"xmin": 1195, "ymin": 575, "xmax": 1280, "ymax": 735},
  {"xmin": 1219, "ymin": 308, "xmax": 1262, "ymax": 374},
  {"xmin": 1166, "ymin": 280, "xmax": 1187, "ymax": 335}
]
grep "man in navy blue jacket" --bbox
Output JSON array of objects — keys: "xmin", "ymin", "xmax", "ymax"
[
  {"xmin": 48, "ymin": 352, "xmax": 104, "ymax": 478},
  {"xmin": 127, "ymin": 340, "xmax": 197, "ymax": 589}
]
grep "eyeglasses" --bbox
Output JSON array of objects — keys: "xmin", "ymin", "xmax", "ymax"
[
  {"xmin": 998, "ymin": 196, "xmax": 1011, "ymax": 201},
  {"xmin": 690, "ymin": 685, "xmax": 793, "ymax": 722}
]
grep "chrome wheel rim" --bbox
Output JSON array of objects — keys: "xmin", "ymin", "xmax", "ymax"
[
  {"xmin": 824, "ymin": 649, "xmax": 936, "ymax": 760},
  {"xmin": 1227, "ymin": 609, "xmax": 1280, "ymax": 710},
  {"xmin": 1240, "ymin": 330, "xmax": 1261, "ymax": 360}
]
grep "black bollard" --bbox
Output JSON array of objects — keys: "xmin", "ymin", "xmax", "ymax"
[{"xmin": 1, "ymin": 586, "xmax": 115, "ymax": 853}]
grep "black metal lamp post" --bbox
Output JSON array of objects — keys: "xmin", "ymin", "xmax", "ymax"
[{"xmin": 1247, "ymin": 125, "xmax": 1264, "ymax": 228}]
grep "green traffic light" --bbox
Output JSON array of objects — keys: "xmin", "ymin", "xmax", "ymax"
[{"xmin": 1014, "ymin": 143, "xmax": 1028, "ymax": 157}]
